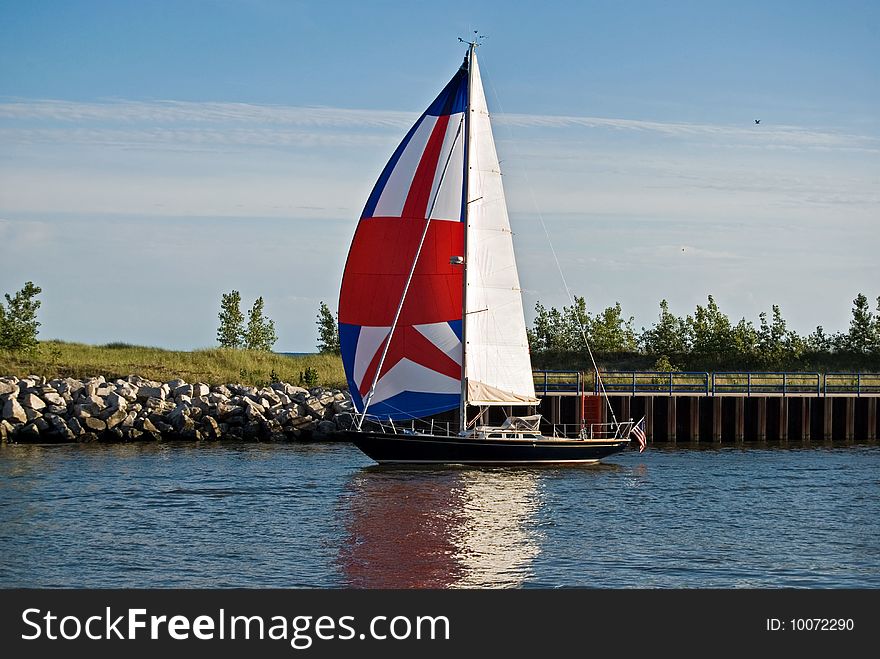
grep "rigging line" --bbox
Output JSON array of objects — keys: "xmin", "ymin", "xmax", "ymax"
[
  {"xmin": 482, "ymin": 54, "xmax": 619, "ymax": 427},
  {"xmin": 356, "ymin": 114, "xmax": 466, "ymax": 430}
]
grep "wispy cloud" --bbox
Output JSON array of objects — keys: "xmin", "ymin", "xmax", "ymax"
[
  {"xmin": 499, "ymin": 112, "xmax": 879, "ymax": 151},
  {"xmin": 0, "ymin": 217, "xmax": 52, "ymax": 248},
  {"xmin": 1, "ymin": 99, "xmax": 877, "ymax": 153},
  {"xmin": 0, "ymin": 126, "xmax": 389, "ymax": 149},
  {"xmin": 0, "ymin": 99, "xmax": 416, "ymax": 128}
]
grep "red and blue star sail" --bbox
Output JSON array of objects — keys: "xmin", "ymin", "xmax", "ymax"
[{"xmin": 338, "ymin": 59, "xmax": 468, "ymax": 420}]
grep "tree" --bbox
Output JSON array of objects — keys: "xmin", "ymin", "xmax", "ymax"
[
  {"xmin": 755, "ymin": 305, "xmax": 802, "ymax": 368},
  {"xmin": 561, "ymin": 296, "xmax": 591, "ymax": 352},
  {"xmin": 730, "ymin": 317, "xmax": 759, "ymax": 366},
  {"xmin": 687, "ymin": 295, "xmax": 733, "ymax": 360},
  {"xmin": 529, "ymin": 297, "xmax": 636, "ymax": 354},
  {"xmin": 244, "ymin": 296, "xmax": 277, "ymax": 351},
  {"xmin": 0, "ymin": 281, "xmax": 42, "ymax": 352},
  {"xmin": 528, "ymin": 301, "xmax": 567, "ymax": 354},
  {"xmin": 805, "ymin": 325, "xmax": 832, "ymax": 353},
  {"xmin": 757, "ymin": 307, "xmax": 781, "ymax": 367},
  {"xmin": 845, "ymin": 293, "xmax": 875, "ymax": 354},
  {"xmin": 641, "ymin": 299, "xmax": 689, "ymax": 356},
  {"xmin": 316, "ymin": 301, "xmax": 340, "ymax": 354},
  {"xmin": 875, "ymin": 296, "xmax": 880, "ymax": 355},
  {"xmin": 217, "ymin": 290, "xmax": 245, "ymax": 348},
  {"xmin": 590, "ymin": 302, "xmax": 638, "ymax": 352}
]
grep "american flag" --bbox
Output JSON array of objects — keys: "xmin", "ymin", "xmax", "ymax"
[{"xmin": 632, "ymin": 418, "xmax": 647, "ymax": 453}]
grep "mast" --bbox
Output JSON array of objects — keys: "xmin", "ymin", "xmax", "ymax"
[{"xmin": 459, "ymin": 41, "xmax": 475, "ymax": 434}]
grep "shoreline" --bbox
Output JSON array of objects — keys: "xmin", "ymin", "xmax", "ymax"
[{"xmin": 0, "ymin": 374, "xmax": 354, "ymax": 444}]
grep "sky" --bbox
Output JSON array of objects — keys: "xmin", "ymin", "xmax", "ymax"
[{"xmin": 1, "ymin": 0, "xmax": 878, "ymax": 352}]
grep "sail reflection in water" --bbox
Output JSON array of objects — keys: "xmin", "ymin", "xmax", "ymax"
[{"xmin": 337, "ymin": 468, "xmax": 543, "ymax": 588}]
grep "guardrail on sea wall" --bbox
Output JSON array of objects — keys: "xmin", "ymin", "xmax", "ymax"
[{"xmin": 532, "ymin": 370, "xmax": 880, "ymax": 396}]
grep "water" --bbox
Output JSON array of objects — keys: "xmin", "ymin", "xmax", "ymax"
[{"xmin": 1, "ymin": 441, "xmax": 878, "ymax": 588}]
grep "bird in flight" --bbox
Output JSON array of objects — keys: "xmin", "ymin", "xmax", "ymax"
[{"xmin": 755, "ymin": 119, "xmax": 761, "ymax": 124}]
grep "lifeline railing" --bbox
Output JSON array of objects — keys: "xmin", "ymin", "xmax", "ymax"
[
  {"xmin": 345, "ymin": 416, "xmax": 457, "ymax": 436},
  {"xmin": 546, "ymin": 420, "xmax": 635, "ymax": 441},
  {"xmin": 340, "ymin": 415, "xmax": 635, "ymax": 441}
]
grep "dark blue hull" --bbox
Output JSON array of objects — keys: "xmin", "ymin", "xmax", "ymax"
[{"xmin": 341, "ymin": 431, "xmax": 630, "ymax": 465}]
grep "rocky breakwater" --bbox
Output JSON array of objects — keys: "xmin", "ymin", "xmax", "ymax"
[{"xmin": 0, "ymin": 375, "xmax": 356, "ymax": 444}]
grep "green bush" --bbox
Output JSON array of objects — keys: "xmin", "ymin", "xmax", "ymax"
[{"xmin": 299, "ymin": 367, "xmax": 319, "ymax": 387}]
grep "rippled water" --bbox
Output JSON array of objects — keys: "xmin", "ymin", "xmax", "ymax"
[{"xmin": 1, "ymin": 441, "xmax": 878, "ymax": 588}]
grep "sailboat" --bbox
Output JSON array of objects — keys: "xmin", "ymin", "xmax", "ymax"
[{"xmin": 337, "ymin": 40, "xmax": 636, "ymax": 464}]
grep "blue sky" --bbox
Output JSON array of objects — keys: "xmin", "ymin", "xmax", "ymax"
[{"xmin": 1, "ymin": 0, "xmax": 878, "ymax": 351}]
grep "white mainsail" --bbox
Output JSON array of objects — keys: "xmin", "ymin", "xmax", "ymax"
[{"xmin": 463, "ymin": 50, "xmax": 538, "ymax": 406}]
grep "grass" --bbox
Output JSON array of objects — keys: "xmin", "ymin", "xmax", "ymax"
[
  {"xmin": 7, "ymin": 342, "xmax": 876, "ymax": 393},
  {"xmin": 0, "ymin": 340, "xmax": 347, "ymax": 389}
]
